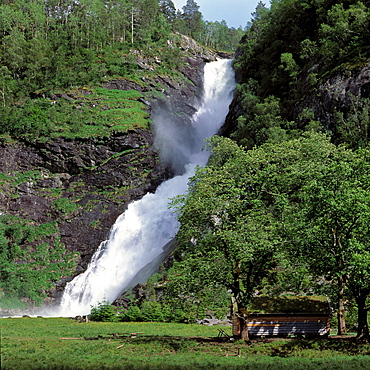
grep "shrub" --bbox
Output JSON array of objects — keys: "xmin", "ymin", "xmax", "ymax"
[
  {"xmin": 140, "ymin": 301, "xmax": 164, "ymax": 322},
  {"xmin": 89, "ymin": 301, "xmax": 118, "ymax": 322},
  {"xmin": 119, "ymin": 305, "xmax": 143, "ymax": 322}
]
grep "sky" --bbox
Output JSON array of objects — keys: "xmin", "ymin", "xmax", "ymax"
[{"xmin": 172, "ymin": 0, "xmax": 262, "ymax": 29}]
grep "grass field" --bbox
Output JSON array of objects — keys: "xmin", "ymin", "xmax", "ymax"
[{"xmin": 1, "ymin": 317, "xmax": 370, "ymax": 369}]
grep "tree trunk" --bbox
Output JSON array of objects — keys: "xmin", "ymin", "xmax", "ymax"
[
  {"xmin": 131, "ymin": 7, "xmax": 134, "ymax": 45},
  {"xmin": 356, "ymin": 294, "xmax": 369, "ymax": 341},
  {"xmin": 240, "ymin": 317, "xmax": 249, "ymax": 340},
  {"xmin": 232, "ymin": 313, "xmax": 249, "ymax": 340},
  {"xmin": 337, "ymin": 275, "xmax": 347, "ymax": 335},
  {"xmin": 230, "ymin": 293, "xmax": 249, "ymax": 340},
  {"xmin": 229, "ymin": 264, "xmax": 249, "ymax": 339}
]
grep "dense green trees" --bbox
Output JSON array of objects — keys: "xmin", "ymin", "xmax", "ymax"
[
  {"xmin": 232, "ymin": 0, "xmax": 370, "ymax": 149},
  {"xmin": 284, "ymin": 145, "xmax": 370, "ymax": 337},
  {"xmin": 169, "ymin": 136, "xmax": 280, "ymax": 317},
  {"xmin": 167, "ymin": 134, "xmax": 370, "ymax": 339},
  {"xmin": 0, "ymin": 0, "xmax": 244, "ymax": 139}
]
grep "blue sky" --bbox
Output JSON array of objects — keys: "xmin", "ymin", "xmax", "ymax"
[{"xmin": 172, "ymin": 0, "xmax": 262, "ymax": 29}]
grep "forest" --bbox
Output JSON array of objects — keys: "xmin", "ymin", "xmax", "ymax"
[
  {"xmin": 0, "ymin": 0, "xmax": 244, "ymax": 139},
  {"xmin": 1, "ymin": 0, "xmax": 370, "ymax": 343}
]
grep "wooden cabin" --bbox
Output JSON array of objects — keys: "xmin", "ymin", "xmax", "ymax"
[{"xmin": 233, "ymin": 296, "xmax": 331, "ymax": 339}]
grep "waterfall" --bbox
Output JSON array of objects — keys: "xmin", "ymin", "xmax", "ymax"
[{"xmin": 57, "ymin": 59, "xmax": 235, "ymax": 316}]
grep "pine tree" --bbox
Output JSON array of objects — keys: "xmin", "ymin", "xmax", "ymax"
[
  {"xmin": 181, "ymin": 0, "xmax": 203, "ymax": 39},
  {"xmin": 159, "ymin": 0, "xmax": 176, "ymax": 28}
]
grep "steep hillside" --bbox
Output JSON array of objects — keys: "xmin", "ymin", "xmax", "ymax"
[
  {"xmin": 220, "ymin": 0, "xmax": 370, "ymax": 149},
  {"xmin": 0, "ymin": 36, "xmax": 222, "ymax": 312}
]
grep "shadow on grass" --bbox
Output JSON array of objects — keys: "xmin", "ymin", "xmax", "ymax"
[
  {"xmin": 266, "ymin": 336, "xmax": 370, "ymax": 357},
  {"xmin": 84, "ymin": 333, "xmax": 370, "ymax": 356},
  {"xmin": 107, "ymin": 334, "xmax": 232, "ymax": 351},
  {"xmin": 3, "ymin": 358, "xmax": 370, "ymax": 370},
  {"xmin": 4, "ymin": 336, "xmax": 370, "ymax": 370}
]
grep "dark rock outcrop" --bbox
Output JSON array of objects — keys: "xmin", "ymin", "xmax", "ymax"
[
  {"xmin": 0, "ymin": 131, "xmax": 168, "ymax": 274},
  {"xmin": 302, "ymin": 63, "xmax": 370, "ymax": 132},
  {"xmin": 220, "ymin": 61, "xmax": 370, "ymax": 139}
]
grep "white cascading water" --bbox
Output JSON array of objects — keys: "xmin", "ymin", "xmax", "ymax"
[{"xmin": 57, "ymin": 59, "xmax": 235, "ymax": 316}]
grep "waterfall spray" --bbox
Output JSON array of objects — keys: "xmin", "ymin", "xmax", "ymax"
[{"xmin": 57, "ymin": 59, "xmax": 235, "ymax": 316}]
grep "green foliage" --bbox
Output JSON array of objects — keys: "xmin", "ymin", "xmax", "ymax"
[
  {"xmin": 121, "ymin": 305, "xmax": 144, "ymax": 322},
  {"xmin": 168, "ymin": 133, "xmax": 370, "ymax": 337},
  {"xmin": 1, "ymin": 88, "xmax": 150, "ymax": 139},
  {"xmin": 233, "ymin": 0, "xmax": 370, "ymax": 148},
  {"xmin": 88, "ymin": 298, "xmax": 202, "ymax": 324},
  {"xmin": 169, "ymin": 136, "xmax": 283, "ymax": 313},
  {"xmin": 334, "ymin": 98, "xmax": 370, "ymax": 148},
  {"xmin": 52, "ymin": 198, "xmax": 78, "ymax": 215},
  {"xmin": 139, "ymin": 301, "xmax": 165, "ymax": 322},
  {"xmin": 0, "ymin": 215, "xmax": 78, "ymax": 307},
  {"xmin": 231, "ymin": 93, "xmax": 291, "ymax": 148},
  {"xmin": 90, "ymin": 301, "xmax": 119, "ymax": 322},
  {"xmin": 118, "ymin": 300, "xmax": 197, "ymax": 323},
  {"xmin": 279, "ymin": 52, "xmax": 299, "ymax": 79}
]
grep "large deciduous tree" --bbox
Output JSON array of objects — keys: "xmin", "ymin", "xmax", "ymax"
[
  {"xmin": 168, "ymin": 133, "xmax": 370, "ymax": 340},
  {"xmin": 288, "ymin": 145, "xmax": 370, "ymax": 338},
  {"xmin": 252, "ymin": 133, "xmax": 370, "ymax": 339},
  {"xmin": 168, "ymin": 136, "xmax": 282, "ymax": 338}
]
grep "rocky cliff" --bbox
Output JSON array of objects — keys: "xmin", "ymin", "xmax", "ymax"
[
  {"xmin": 220, "ymin": 60, "xmax": 370, "ymax": 142},
  {"xmin": 0, "ymin": 38, "xmax": 222, "ymax": 308}
]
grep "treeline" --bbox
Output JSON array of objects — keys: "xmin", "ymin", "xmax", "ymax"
[
  {"xmin": 0, "ymin": 0, "xmax": 244, "ymax": 138},
  {"xmin": 231, "ymin": 0, "xmax": 370, "ymax": 150}
]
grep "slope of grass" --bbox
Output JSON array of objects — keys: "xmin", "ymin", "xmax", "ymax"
[{"xmin": 43, "ymin": 88, "xmax": 150, "ymax": 140}]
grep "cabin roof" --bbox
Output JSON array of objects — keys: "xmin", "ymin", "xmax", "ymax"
[{"xmin": 246, "ymin": 295, "xmax": 331, "ymax": 315}]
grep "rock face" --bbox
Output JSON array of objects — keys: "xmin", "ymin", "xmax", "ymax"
[
  {"xmin": 220, "ymin": 61, "xmax": 370, "ymax": 138},
  {"xmin": 0, "ymin": 44, "xmax": 219, "ymax": 307},
  {"xmin": 306, "ymin": 63, "xmax": 370, "ymax": 132},
  {"xmin": 0, "ymin": 132, "xmax": 169, "ymax": 275}
]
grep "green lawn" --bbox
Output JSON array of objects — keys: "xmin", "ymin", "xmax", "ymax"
[{"xmin": 1, "ymin": 318, "xmax": 370, "ymax": 369}]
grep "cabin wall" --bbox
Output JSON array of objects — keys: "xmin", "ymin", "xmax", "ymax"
[{"xmin": 246, "ymin": 314, "xmax": 330, "ymax": 337}]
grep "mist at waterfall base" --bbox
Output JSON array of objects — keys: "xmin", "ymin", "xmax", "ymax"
[{"xmin": 51, "ymin": 59, "xmax": 235, "ymax": 317}]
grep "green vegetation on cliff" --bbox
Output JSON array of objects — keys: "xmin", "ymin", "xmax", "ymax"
[
  {"xmin": 231, "ymin": 0, "xmax": 370, "ymax": 149},
  {"xmin": 2, "ymin": 88, "xmax": 150, "ymax": 140},
  {"xmin": 0, "ymin": 0, "xmax": 242, "ymax": 140},
  {"xmin": 0, "ymin": 215, "xmax": 77, "ymax": 308}
]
